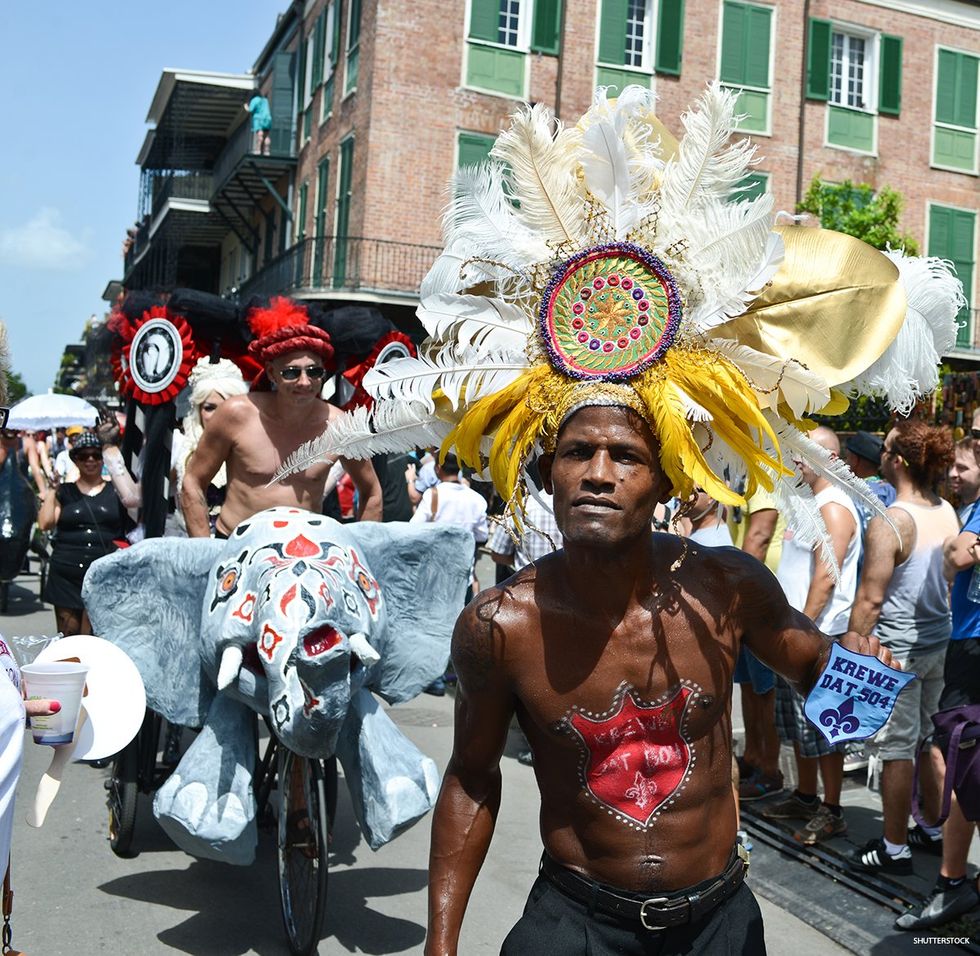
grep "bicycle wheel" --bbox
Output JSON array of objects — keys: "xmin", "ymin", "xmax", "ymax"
[
  {"xmin": 277, "ymin": 747, "xmax": 329, "ymax": 956},
  {"xmin": 106, "ymin": 736, "xmax": 138, "ymax": 856}
]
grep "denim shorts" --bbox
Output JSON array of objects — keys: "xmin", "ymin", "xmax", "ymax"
[{"xmin": 733, "ymin": 646, "xmax": 775, "ymax": 695}]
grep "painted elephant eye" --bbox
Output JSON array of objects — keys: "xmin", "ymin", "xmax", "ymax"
[
  {"xmin": 209, "ymin": 553, "xmax": 246, "ymax": 612},
  {"xmin": 221, "ymin": 569, "xmax": 238, "ymax": 593}
]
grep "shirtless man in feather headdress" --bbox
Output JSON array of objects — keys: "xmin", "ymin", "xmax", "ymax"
[
  {"xmin": 425, "ymin": 403, "xmax": 895, "ymax": 955},
  {"xmin": 181, "ymin": 299, "xmax": 381, "ymax": 538}
]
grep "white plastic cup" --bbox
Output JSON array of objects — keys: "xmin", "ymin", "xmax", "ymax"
[{"xmin": 21, "ymin": 662, "xmax": 89, "ymax": 747}]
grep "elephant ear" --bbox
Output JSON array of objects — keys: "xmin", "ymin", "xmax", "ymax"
[
  {"xmin": 345, "ymin": 522, "xmax": 473, "ymax": 703},
  {"xmin": 82, "ymin": 538, "xmax": 226, "ymax": 726}
]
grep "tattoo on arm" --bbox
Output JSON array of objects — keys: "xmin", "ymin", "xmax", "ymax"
[{"xmin": 453, "ymin": 592, "xmax": 504, "ymax": 693}]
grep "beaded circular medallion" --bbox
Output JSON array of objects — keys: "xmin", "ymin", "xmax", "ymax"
[{"xmin": 539, "ymin": 242, "xmax": 681, "ymax": 381}]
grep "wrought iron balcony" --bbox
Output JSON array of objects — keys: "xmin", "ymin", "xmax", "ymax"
[
  {"xmin": 150, "ymin": 172, "xmax": 214, "ymax": 221},
  {"xmin": 237, "ymin": 236, "xmax": 442, "ymax": 301},
  {"xmin": 212, "ymin": 117, "xmax": 296, "ymax": 197}
]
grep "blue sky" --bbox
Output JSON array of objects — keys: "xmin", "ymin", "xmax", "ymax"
[{"xmin": 1, "ymin": 3, "xmax": 286, "ymax": 394}]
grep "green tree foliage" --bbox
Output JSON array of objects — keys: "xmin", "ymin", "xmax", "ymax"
[
  {"xmin": 6, "ymin": 371, "xmax": 29, "ymax": 403},
  {"xmin": 797, "ymin": 178, "xmax": 919, "ymax": 255}
]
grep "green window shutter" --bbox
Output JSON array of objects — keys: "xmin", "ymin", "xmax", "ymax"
[
  {"xmin": 937, "ymin": 50, "xmax": 979, "ymax": 129},
  {"xmin": 297, "ymin": 181, "xmax": 308, "ymax": 239},
  {"xmin": 655, "ymin": 0, "xmax": 684, "ymax": 76},
  {"xmin": 312, "ymin": 12, "xmax": 325, "ymax": 87},
  {"xmin": 316, "ymin": 160, "xmax": 330, "ymax": 236},
  {"xmin": 348, "ymin": 0, "xmax": 362, "ymax": 49},
  {"xmin": 331, "ymin": 0, "xmax": 342, "ymax": 64},
  {"xmin": 720, "ymin": 2, "xmax": 770, "ymax": 88},
  {"xmin": 333, "ymin": 138, "xmax": 354, "ymax": 286},
  {"xmin": 469, "ymin": 0, "xmax": 498, "ymax": 42},
  {"xmin": 531, "ymin": 0, "xmax": 562, "ymax": 55},
  {"xmin": 877, "ymin": 35, "xmax": 902, "ymax": 116},
  {"xmin": 719, "ymin": 2, "xmax": 746, "ymax": 84},
  {"xmin": 297, "ymin": 37, "xmax": 307, "ymax": 106},
  {"xmin": 744, "ymin": 5, "xmax": 771, "ymax": 88},
  {"xmin": 598, "ymin": 0, "xmax": 629, "ymax": 66},
  {"xmin": 806, "ymin": 18, "xmax": 831, "ymax": 100},
  {"xmin": 929, "ymin": 205, "xmax": 975, "ymax": 345},
  {"xmin": 458, "ymin": 131, "xmax": 496, "ymax": 169}
]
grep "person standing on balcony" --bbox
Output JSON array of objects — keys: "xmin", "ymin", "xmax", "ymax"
[{"xmin": 245, "ymin": 91, "xmax": 272, "ymax": 156}]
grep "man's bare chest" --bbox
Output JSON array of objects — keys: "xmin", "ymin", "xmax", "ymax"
[{"xmin": 232, "ymin": 418, "xmax": 334, "ymax": 485}]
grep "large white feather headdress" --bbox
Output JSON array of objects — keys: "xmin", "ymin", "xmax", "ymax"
[{"xmin": 284, "ymin": 84, "xmax": 963, "ymax": 563}]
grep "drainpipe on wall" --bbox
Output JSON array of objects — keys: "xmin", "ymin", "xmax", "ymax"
[{"xmin": 796, "ymin": 0, "xmax": 811, "ymax": 207}]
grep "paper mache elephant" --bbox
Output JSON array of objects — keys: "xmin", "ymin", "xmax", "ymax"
[{"xmin": 82, "ymin": 507, "xmax": 473, "ymax": 864}]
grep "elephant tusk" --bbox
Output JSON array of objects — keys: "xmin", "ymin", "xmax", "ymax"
[
  {"xmin": 217, "ymin": 645, "xmax": 244, "ymax": 690},
  {"xmin": 349, "ymin": 632, "xmax": 380, "ymax": 665}
]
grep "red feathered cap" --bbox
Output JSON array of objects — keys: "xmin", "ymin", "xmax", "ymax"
[{"xmin": 247, "ymin": 297, "xmax": 335, "ymax": 390}]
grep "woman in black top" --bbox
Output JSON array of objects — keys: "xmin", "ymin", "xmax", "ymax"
[{"xmin": 38, "ymin": 432, "xmax": 128, "ymax": 635}]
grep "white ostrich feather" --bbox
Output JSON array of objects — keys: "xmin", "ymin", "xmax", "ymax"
[
  {"xmin": 364, "ymin": 345, "xmax": 529, "ymax": 412},
  {"xmin": 658, "ymin": 85, "xmax": 756, "ymax": 217},
  {"xmin": 847, "ymin": 251, "xmax": 965, "ymax": 414},
  {"xmin": 681, "ymin": 196, "xmax": 778, "ymax": 328},
  {"xmin": 443, "ymin": 163, "xmax": 543, "ymax": 268},
  {"xmin": 421, "ymin": 238, "xmax": 486, "ymax": 298},
  {"xmin": 765, "ymin": 467, "xmax": 840, "ymax": 584},
  {"xmin": 711, "ymin": 339, "xmax": 832, "ymax": 417},
  {"xmin": 491, "ymin": 103, "xmax": 585, "ymax": 247},
  {"xmin": 418, "ymin": 294, "xmax": 533, "ymax": 352},
  {"xmin": 272, "ymin": 403, "xmax": 450, "ymax": 481},
  {"xmin": 766, "ymin": 416, "xmax": 892, "ymax": 531},
  {"xmin": 580, "ymin": 118, "xmax": 641, "ymax": 239}
]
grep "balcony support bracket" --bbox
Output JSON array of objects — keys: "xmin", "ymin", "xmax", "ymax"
[{"xmin": 250, "ymin": 161, "xmax": 293, "ymax": 220}]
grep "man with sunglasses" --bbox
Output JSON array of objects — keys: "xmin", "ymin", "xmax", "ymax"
[{"xmin": 182, "ymin": 311, "xmax": 382, "ymax": 538}]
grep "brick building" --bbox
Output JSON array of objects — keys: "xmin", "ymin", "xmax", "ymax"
[{"xmin": 110, "ymin": 0, "xmax": 979, "ymax": 353}]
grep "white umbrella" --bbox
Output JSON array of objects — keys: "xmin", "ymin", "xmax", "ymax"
[{"xmin": 6, "ymin": 393, "xmax": 98, "ymax": 431}]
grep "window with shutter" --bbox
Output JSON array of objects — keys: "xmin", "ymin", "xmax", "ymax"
[
  {"xmin": 719, "ymin": 1, "xmax": 772, "ymax": 134},
  {"xmin": 334, "ymin": 137, "xmax": 355, "ymax": 287},
  {"xmin": 458, "ymin": 131, "xmax": 496, "ymax": 169},
  {"xmin": 824, "ymin": 24, "xmax": 878, "ymax": 153},
  {"xmin": 321, "ymin": 1, "xmax": 340, "ymax": 121},
  {"xmin": 345, "ymin": 0, "xmax": 362, "ymax": 97},
  {"xmin": 531, "ymin": 0, "xmax": 562, "ymax": 55},
  {"xmin": 465, "ymin": 0, "xmax": 528, "ymax": 98},
  {"xmin": 932, "ymin": 48, "xmax": 979, "ymax": 174},
  {"xmin": 312, "ymin": 158, "xmax": 330, "ymax": 288},
  {"xmin": 297, "ymin": 181, "xmax": 308, "ymax": 241},
  {"xmin": 929, "ymin": 204, "xmax": 976, "ymax": 347},
  {"xmin": 595, "ymin": 0, "xmax": 653, "ymax": 93}
]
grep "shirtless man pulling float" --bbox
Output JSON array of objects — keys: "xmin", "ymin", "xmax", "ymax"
[
  {"xmin": 427, "ymin": 405, "xmax": 896, "ymax": 954},
  {"xmin": 181, "ymin": 304, "xmax": 381, "ymax": 538}
]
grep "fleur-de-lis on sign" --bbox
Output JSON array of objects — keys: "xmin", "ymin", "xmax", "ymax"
[{"xmin": 819, "ymin": 697, "xmax": 860, "ymax": 738}]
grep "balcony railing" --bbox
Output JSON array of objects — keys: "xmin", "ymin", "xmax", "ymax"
[
  {"xmin": 212, "ymin": 118, "xmax": 296, "ymax": 195},
  {"xmin": 237, "ymin": 236, "xmax": 442, "ymax": 301},
  {"xmin": 151, "ymin": 172, "xmax": 213, "ymax": 220}
]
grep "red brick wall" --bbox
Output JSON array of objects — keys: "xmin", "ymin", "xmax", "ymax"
[{"xmin": 289, "ymin": 0, "xmax": 979, "ymax": 299}]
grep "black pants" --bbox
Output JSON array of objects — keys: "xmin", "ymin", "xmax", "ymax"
[{"xmin": 501, "ymin": 874, "xmax": 766, "ymax": 955}]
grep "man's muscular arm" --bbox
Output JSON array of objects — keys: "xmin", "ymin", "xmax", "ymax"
[
  {"xmin": 848, "ymin": 510, "xmax": 907, "ymax": 634},
  {"xmin": 735, "ymin": 553, "xmax": 896, "ymax": 696},
  {"xmin": 181, "ymin": 402, "xmax": 238, "ymax": 538},
  {"xmin": 427, "ymin": 594, "xmax": 514, "ymax": 956},
  {"xmin": 341, "ymin": 455, "xmax": 382, "ymax": 522}
]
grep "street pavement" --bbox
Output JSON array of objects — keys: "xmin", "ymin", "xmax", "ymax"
[{"xmin": 0, "ymin": 569, "xmax": 960, "ymax": 955}]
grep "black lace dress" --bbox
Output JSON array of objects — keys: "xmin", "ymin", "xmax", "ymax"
[{"xmin": 43, "ymin": 483, "xmax": 127, "ymax": 609}]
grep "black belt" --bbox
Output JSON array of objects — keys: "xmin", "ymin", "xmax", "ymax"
[{"xmin": 539, "ymin": 845, "xmax": 749, "ymax": 932}]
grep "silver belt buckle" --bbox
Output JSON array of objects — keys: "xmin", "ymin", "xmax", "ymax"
[
  {"xmin": 639, "ymin": 896, "xmax": 671, "ymax": 931},
  {"xmin": 737, "ymin": 841, "xmax": 751, "ymax": 870}
]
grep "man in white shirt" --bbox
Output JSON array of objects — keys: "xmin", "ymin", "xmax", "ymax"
[
  {"xmin": 763, "ymin": 426, "xmax": 862, "ymax": 846},
  {"xmin": 489, "ymin": 491, "xmax": 562, "ymax": 572}
]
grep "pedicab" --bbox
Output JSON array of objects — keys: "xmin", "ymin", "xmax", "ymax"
[{"xmin": 83, "ymin": 507, "xmax": 472, "ymax": 955}]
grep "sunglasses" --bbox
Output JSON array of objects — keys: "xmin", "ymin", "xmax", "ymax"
[
  {"xmin": 72, "ymin": 451, "xmax": 103, "ymax": 462},
  {"xmin": 971, "ymin": 429, "xmax": 980, "ymax": 440},
  {"xmin": 279, "ymin": 365, "xmax": 327, "ymax": 381}
]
